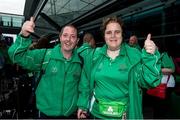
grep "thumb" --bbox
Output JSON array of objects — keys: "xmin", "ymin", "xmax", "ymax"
[
  {"xmin": 146, "ymin": 33, "xmax": 151, "ymax": 41},
  {"xmin": 30, "ymin": 17, "xmax": 34, "ymax": 22}
]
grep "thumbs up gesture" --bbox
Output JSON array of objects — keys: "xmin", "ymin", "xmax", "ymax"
[
  {"xmin": 20, "ymin": 17, "xmax": 35, "ymax": 37},
  {"xmin": 144, "ymin": 34, "xmax": 156, "ymax": 54}
]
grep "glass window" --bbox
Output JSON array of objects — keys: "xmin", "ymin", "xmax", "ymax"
[
  {"xmin": 12, "ymin": 17, "xmax": 23, "ymax": 27},
  {"xmin": 2, "ymin": 16, "xmax": 11, "ymax": 26}
]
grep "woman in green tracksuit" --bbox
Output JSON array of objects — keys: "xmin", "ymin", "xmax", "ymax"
[
  {"xmin": 8, "ymin": 17, "xmax": 87, "ymax": 118},
  {"xmin": 77, "ymin": 16, "xmax": 162, "ymax": 119}
]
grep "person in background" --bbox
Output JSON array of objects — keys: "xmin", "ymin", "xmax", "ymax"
[
  {"xmin": 77, "ymin": 16, "xmax": 161, "ymax": 119},
  {"xmin": 29, "ymin": 35, "xmax": 51, "ymax": 50},
  {"xmin": 8, "ymin": 17, "xmax": 86, "ymax": 119},
  {"xmin": 161, "ymin": 52, "xmax": 175, "ymax": 88},
  {"xmin": 153, "ymin": 48, "xmax": 175, "ymax": 118},
  {"xmin": 0, "ymin": 40, "xmax": 14, "ymax": 79},
  {"xmin": 128, "ymin": 35, "xmax": 141, "ymax": 51},
  {"xmin": 83, "ymin": 32, "xmax": 96, "ymax": 48},
  {"xmin": 0, "ymin": 41, "xmax": 5, "ymax": 69}
]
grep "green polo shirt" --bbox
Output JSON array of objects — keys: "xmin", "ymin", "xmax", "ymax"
[
  {"xmin": 92, "ymin": 44, "xmax": 130, "ymax": 119},
  {"xmin": 78, "ymin": 42, "xmax": 161, "ymax": 119}
]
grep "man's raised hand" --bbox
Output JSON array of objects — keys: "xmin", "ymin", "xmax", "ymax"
[{"xmin": 20, "ymin": 17, "xmax": 35, "ymax": 37}]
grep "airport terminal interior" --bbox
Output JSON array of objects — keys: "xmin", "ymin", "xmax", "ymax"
[{"xmin": 0, "ymin": 0, "xmax": 180, "ymax": 119}]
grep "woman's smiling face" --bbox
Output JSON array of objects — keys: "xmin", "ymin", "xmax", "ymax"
[{"xmin": 104, "ymin": 22, "xmax": 123, "ymax": 51}]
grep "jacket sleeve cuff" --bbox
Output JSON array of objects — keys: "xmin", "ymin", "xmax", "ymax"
[
  {"xmin": 78, "ymin": 106, "xmax": 88, "ymax": 111},
  {"xmin": 15, "ymin": 34, "xmax": 32, "ymax": 47},
  {"xmin": 142, "ymin": 48, "xmax": 160, "ymax": 57}
]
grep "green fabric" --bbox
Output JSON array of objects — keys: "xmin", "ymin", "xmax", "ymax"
[
  {"xmin": 98, "ymin": 100, "xmax": 126, "ymax": 117},
  {"xmin": 94, "ymin": 44, "xmax": 129, "ymax": 101},
  {"xmin": 161, "ymin": 52, "xmax": 175, "ymax": 70},
  {"xmin": 91, "ymin": 44, "xmax": 129, "ymax": 119},
  {"xmin": 8, "ymin": 35, "xmax": 83, "ymax": 116},
  {"xmin": 128, "ymin": 43, "xmax": 141, "ymax": 51},
  {"xmin": 78, "ymin": 42, "xmax": 161, "ymax": 119}
]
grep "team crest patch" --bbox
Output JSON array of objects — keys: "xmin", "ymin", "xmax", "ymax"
[{"xmin": 51, "ymin": 66, "xmax": 58, "ymax": 73}]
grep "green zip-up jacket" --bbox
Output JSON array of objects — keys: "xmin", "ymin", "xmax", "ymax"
[
  {"xmin": 77, "ymin": 43, "xmax": 162, "ymax": 119},
  {"xmin": 161, "ymin": 52, "xmax": 175, "ymax": 70},
  {"xmin": 128, "ymin": 43, "xmax": 142, "ymax": 51},
  {"xmin": 8, "ymin": 35, "xmax": 83, "ymax": 116}
]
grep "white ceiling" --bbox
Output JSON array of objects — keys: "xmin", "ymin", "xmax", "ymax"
[{"xmin": 0, "ymin": 0, "xmax": 26, "ymax": 15}]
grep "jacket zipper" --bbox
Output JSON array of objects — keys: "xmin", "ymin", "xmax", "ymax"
[
  {"xmin": 61, "ymin": 61, "xmax": 66, "ymax": 114},
  {"xmin": 61, "ymin": 60, "xmax": 80, "ymax": 115}
]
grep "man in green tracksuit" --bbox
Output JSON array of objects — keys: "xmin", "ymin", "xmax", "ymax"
[
  {"xmin": 77, "ymin": 16, "xmax": 162, "ymax": 119},
  {"xmin": 8, "ymin": 17, "xmax": 87, "ymax": 118}
]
